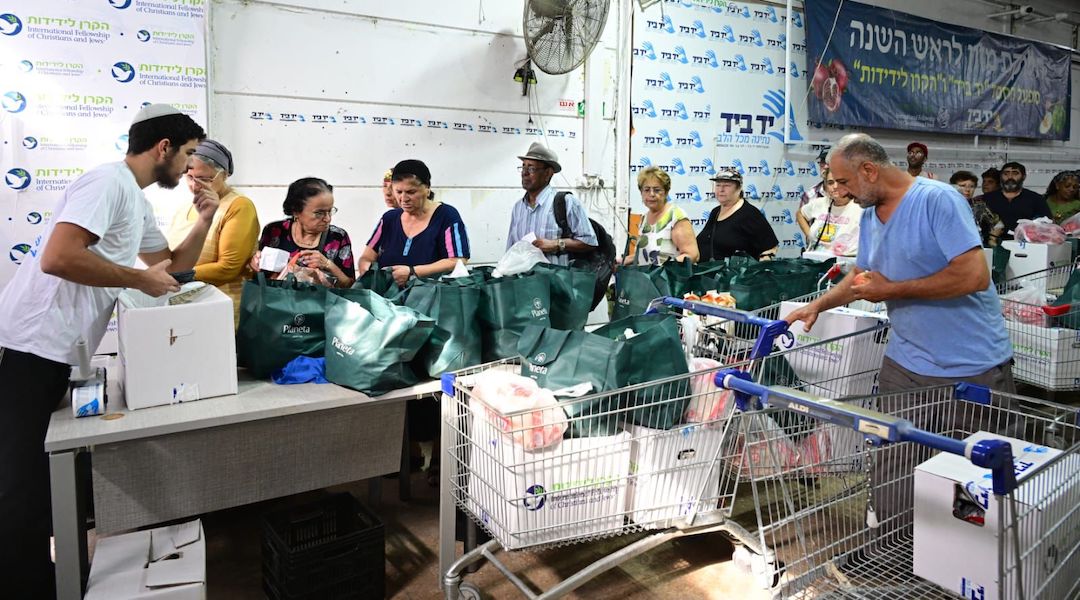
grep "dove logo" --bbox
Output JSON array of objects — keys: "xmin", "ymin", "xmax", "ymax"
[
  {"xmin": 670, "ymin": 158, "xmax": 686, "ymax": 175},
  {"xmin": 18, "ymin": 60, "xmax": 33, "ymax": 73},
  {"xmin": 3, "ymin": 91, "xmax": 27, "ymax": 113},
  {"xmin": 108, "ymin": 0, "xmax": 133, "ymax": 8},
  {"xmin": 26, "ymin": 212, "xmax": 43, "ymax": 225},
  {"xmin": 115, "ymin": 134, "xmax": 129, "ymax": 152},
  {"xmin": 111, "ymin": 62, "xmax": 136, "ymax": 83},
  {"xmin": 22, "ymin": 137, "xmax": 38, "ymax": 150},
  {"xmin": 9, "ymin": 243, "xmax": 32, "ymax": 264},
  {"xmin": 0, "ymin": 13, "xmax": 22, "ymax": 36},
  {"xmin": 5, "ymin": 168, "xmax": 31, "ymax": 191},
  {"xmin": 522, "ymin": 484, "xmax": 547, "ymax": 511},
  {"xmin": 137, "ymin": 29, "xmax": 151, "ymax": 42}
]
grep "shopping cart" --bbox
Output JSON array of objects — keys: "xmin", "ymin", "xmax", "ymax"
[
  {"xmin": 996, "ymin": 263, "xmax": 1080, "ymax": 391},
  {"xmin": 714, "ymin": 372, "xmax": 1080, "ymax": 599},
  {"xmin": 437, "ymin": 301, "xmax": 891, "ymax": 599}
]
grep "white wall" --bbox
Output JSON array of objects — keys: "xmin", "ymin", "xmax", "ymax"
[{"xmin": 207, "ymin": 0, "xmax": 622, "ymax": 265}]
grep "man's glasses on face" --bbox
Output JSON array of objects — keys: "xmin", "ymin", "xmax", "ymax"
[
  {"xmin": 312, "ymin": 207, "xmax": 339, "ymax": 220},
  {"xmin": 517, "ymin": 166, "xmax": 548, "ymax": 175}
]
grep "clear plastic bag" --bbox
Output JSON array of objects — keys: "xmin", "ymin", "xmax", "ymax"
[
  {"xmin": 1061, "ymin": 213, "xmax": 1080, "ymax": 237},
  {"xmin": 683, "ymin": 357, "xmax": 733, "ymax": 423},
  {"xmin": 1001, "ymin": 279, "xmax": 1049, "ymax": 326},
  {"xmin": 470, "ymin": 370, "xmax": 567, "ymax": 451},
  {"xmin": 1012, "ymin": 217, "xmax": 1066, "ymax": 245}
]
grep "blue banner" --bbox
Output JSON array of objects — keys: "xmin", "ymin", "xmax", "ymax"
[{"xmin": 805, "ymin": 0, "xmax": 1071, "ymax": 140}]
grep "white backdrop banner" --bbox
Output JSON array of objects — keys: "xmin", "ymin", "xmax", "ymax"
[
  {"xmin": 0, "ymin": 0, "xmax": 208, "ymax": 287},
  {"xmin": 630, "ymin": 0, "xmax": 819, "ymax": 258}
]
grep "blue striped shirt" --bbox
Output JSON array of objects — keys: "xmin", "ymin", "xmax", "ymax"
[{"xmin": 506, "ymin": 186, "xmax": 597, "ymax": 267}]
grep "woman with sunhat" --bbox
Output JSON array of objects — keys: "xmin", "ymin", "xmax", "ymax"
[{"xmin": 695, "ymin": 168, "xmax": 778, "ymax": 261}]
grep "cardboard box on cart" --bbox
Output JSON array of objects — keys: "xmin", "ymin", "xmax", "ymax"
[
  {"xmin": 466, "ymin": 412, "xmax": 631, "ymax": 549},
  {"xmin": 118, "ymin": 285, "xmax": 237, "ymax": 410},
  {"xmin": 776, "ymin": 302, "xmax": 889, "ymax": 397},
  {"xmin": 913, "ymin": 432, "xmax": 1078, "ymax": 600}
]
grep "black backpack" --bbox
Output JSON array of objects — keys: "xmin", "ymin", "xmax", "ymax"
[{"xmin": 553, "ymin": 192, "xmax": 616, "ymax": 310}]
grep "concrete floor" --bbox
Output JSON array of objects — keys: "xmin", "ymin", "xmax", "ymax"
[{"xmin": 192, "ymin": 471, "xmax": 771, "ymax": 600}]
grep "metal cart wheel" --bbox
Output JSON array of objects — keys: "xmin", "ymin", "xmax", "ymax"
[
  {"xmin": 732, "ymin": 544, "xmax": 783, "ymax": 589},
  {"xmin": 457, "ymin": 582, "xmax": 487, "ymax": 600}
]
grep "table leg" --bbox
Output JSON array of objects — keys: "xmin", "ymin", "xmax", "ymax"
[{"xmin": 50, "ymin": 449, "xmax": 88, "ymax": 600}]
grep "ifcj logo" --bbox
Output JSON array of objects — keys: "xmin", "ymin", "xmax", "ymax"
[
  {"xmin": 111, "ymin": 62, "xmax": 136, "ymax": 83},
  {"xmin": 9, "ymin": 243, "xmax": 33, "ymax": 265},
  {"xmin": 2, "ymin": 91, "xmax": 27, "ymax": 113},
  {"xmin": 0, "ymin": 13, "xmax": 22, "ymax": 36},
  {"xmin": 5, "ymin": 168, "xmax": 31, "ymax": 191},
  {"xmin": 18, "ymin": 60, "xmax": 33, "ymax": 73},
  {"xmin": 26, "ymin": 212, "xmax": 43, "ymax": 225},
  {"xmin": 108, "ymin": 0, "xmax": 133, "ymax": 9},
  {"xmin": 522, "ymin": 484, "xmax": 547, "ymax": 510},
  {"xmin": 22, "ymin": 136, "xmax": 38, "ymax": 150},
  {"xmin": 137, "ymin": 29, "xmax": 151, "ymax": 42}
]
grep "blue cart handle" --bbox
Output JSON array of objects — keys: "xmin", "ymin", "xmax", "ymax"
[
  {"xmin": 647, "ymin": 297, "xmax": 790, "ymax": 360},
  {"xmin": 715, "ymin": 370, "xmax": 1019, "ymax": 495}
]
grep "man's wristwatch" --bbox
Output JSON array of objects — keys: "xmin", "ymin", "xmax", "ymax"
[{"xmin": 557, "ymin": 238, "xmax": 567, "ymax": 254}]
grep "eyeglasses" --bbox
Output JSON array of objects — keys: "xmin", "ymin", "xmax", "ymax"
[
  {"xmin": 185, "ymin": 173, "xmax": 216, "ymax": 185},
  {"xmin": 640, "ymin": 187, "xmax": 666, "ymax": 195},
  {"xmin": 311, "ymin": 207, "xmax": 338, "ymax": 219},
  {"xmin": 517, "ymin": 166, "xmax": 549, "ymax": 175}
]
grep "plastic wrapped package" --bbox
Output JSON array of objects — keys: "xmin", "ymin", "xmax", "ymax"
[
  {"xmin": 469, "ymin": 370, "xmax": 567, "ymax": 451},
  {"xmin": 1012, "ymin": 218, "xmax": 1066, "ymax": 245}
]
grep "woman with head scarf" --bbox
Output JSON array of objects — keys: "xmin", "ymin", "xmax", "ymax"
[{"xmin": 166, "ymin": 139, "xmax": 259, "ymax": 325}]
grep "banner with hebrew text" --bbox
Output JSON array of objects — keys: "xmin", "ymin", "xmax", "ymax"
[{"xmin": 806, "ymin": 0, "xmax": 1071, "ymax": 140}]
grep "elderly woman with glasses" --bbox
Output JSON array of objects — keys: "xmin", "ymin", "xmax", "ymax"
[
  {"xmin": 166, "ymin": 139, "xmax": 259, "ymax": 325},
  {"xmin": 358, "ymin": 159, "xmax": 471, "ymax": 287},
  {"xmin": 250, "ymin": 177, "xmax": 355, "ymax": 288}
]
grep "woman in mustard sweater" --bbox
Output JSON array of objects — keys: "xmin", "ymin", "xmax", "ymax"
[{"xmin": 166, "ymin": 139, "xmax": 259, "ymax": 327}]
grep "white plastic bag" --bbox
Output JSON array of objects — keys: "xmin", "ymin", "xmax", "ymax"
[
  {"xmin": 1012, "ymin": 217, "xmax": 1066, "ymax": 245},
  {"xmin": 492, "ymin": 233, "xmax": 548, "ymax": 278},
  {"xmin": 1061, "ymin": 213, "xmax": 1080, "ymax": 237},
  {"xmin": 1001, "ymin": 280, "xmax": 1049, "ymax": 326},
  {"xmin": 470, "ymin": 370, "xmax": 567, "ymax": 451}
]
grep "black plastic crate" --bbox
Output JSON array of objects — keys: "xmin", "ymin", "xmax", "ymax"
[
  {"xmin": 263, "ymin": 571, "xmax": 379, "ymax": 600},
  {"xmin": 261, "ymin": 493, "xmax": 384, "ymax": 599}
]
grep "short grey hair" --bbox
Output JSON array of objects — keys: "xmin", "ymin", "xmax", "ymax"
[{"xmin": 833, "ymin": 133, "xmax": 890, "ymax": 166}]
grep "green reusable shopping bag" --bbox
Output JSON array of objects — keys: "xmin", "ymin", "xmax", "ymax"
[
  {"xmin": 651, "ymin": 259, "xmax": 695, "ymax": 298},
  {"xmin": 404, "ymin": 278, "xmax": 482, "ymax": 377},
  {"xmin": 477, "ymin": 272, "xmax": 552, "ymax": 362},
  {"xmin": 517, "ymin": 325, "xmax": 630, "ymax": 437},
  {"xmin": 530, "ymin": 263, "xmax": 596, "ymax": 330},
  {"xmin": 237, "ymin": 273, "xmax": 328, "ymax": 378},
  {"xmin": 686, "ymin": 261, "xmax": 734, "ymax": 295},
  {"xmin": 992, "ymin": 245, "xmax": 1011, "ymax": 287},
  {"xmin": 323, "ymin": 291, "xmax": 434, "ymax": 394},
  {"xmin": 729, "ymin": 269, "xmax": 781, "ymax": 311},
  {"xmin": 593, "ymin": 314, "xmax": 689, "ymax": 430},
  {"xmin": 612, "ymin": 266, "xmax": 664, "ymax": 321},
  {"xmin": 1050, "ymin": 269, "xmax": 1080, "ymax": 329},
  {"xmin": 354, "ymin": 264, "xmax": 400, "ymax": 298}
]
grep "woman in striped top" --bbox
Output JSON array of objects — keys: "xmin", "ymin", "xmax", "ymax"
[{"xmin": 359, "ymin": 159, "xmax": 471, "ymax": 287}]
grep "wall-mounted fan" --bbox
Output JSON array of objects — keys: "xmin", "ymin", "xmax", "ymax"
[{"xmin": 523, "ymin": 0, "xmax": 611, "ymax": 75}]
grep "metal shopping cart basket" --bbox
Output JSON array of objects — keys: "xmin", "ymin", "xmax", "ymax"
[
  {"xmin": 714, "ymin": 372, "xmax": 1080, "ymax": 599},
  {"xmin": 437, "ymin": 300, "xmax": 891, "ymax": 599},
  {"xmin": 997, "ymin": 263, "xmax": 1080, "ymax": 392}
]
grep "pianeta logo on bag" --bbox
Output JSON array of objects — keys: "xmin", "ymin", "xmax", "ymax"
[
  {"xmin": 282, "ymin": 314, "xmax": 310, "ymax": 335},
  {"xmin": 530, "ymin": 297, "xmax": 548, "ymax": 318},
  {"xmin": 331, "ymin": 336, "xmax": 355, "ymax": 356}
]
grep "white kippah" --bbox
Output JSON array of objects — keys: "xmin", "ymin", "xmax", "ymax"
[{"xmin": 131, "ymin": 103, "xmax": 182, "ymax": 125}]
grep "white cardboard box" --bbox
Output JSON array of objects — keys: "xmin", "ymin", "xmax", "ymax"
[
  {"xmin": 118, "ymin": 286, "xmax": 237, "ymax": 410},
  {"xmin": 913, "ymin": 432, "xmax": 1075, "ymax": 600},
  {"xmin": 85, "ymin": 520, "xmax": 206, "ymax": 600},
  {"xmin": 1006, "ymin": 321, "xmax": 1080, "ymax": 389},
  {"xmin": 777, "ymin": 302, "xmax": 889, "ymax": 397},
  {"xmin": 1001, "ymin": 240, "xmax": 1071, "ymax": 281},
  {"xmin": 466, "ymin": 424, "xmax": 631, "ymax": 549},
  {"xmin": 625, "ymin": 424, "xmax": 725, "ymax": 526},
  {"xmin": 95, "ymin": 306, "xmax": 119, "ymax": 355}
]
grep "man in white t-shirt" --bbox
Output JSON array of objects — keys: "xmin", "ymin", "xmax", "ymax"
[{"xmin": 0, "ymin": 104, "xmax": 217, "ymax": 598}]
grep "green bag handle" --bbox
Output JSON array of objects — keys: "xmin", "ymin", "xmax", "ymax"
[{"xmin": 516, "ymin": 325, "xmax": 571, "ymax": 365}]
